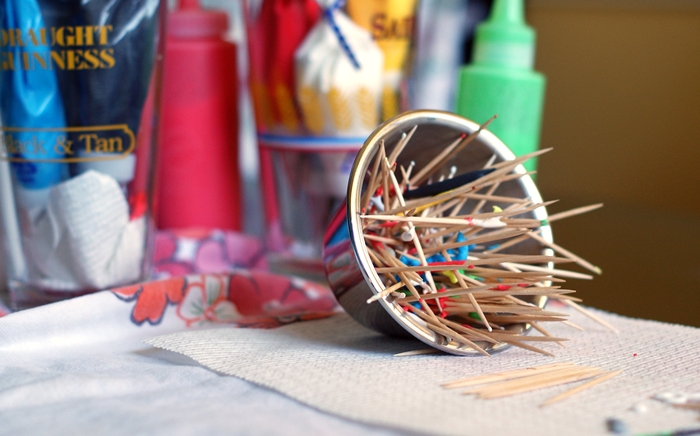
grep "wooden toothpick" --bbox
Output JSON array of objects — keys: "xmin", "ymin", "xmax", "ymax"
[{"xmin": 540, "ymin": 370, "xmax": 622, "ymax": 407}]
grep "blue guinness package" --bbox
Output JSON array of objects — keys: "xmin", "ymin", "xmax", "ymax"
[
  {"xmin": 0, "ymin": 0, "xmax": 163, "ymax": 208},
  {"xmin": 0, "ymin": 0, "xmax": 165, "ymax": 308},
  {"xmin": 0, "ymin": 0, "xmax": 68, "ymax": 208}
]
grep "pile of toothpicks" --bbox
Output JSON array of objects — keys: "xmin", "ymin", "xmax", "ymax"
[{"xmin": 361, "ymin": 121, "xmax": 615, "ymax": 357}]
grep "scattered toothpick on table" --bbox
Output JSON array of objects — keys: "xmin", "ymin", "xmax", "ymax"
[
  {"xmin": 360, "ymin": 121, "xmax": 610, "ymax": 356},
  {"xmin": 441, "ymin": 363, "xmax": 622, "ymax": 406}
]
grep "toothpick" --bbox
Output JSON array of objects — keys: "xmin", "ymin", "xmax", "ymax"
[
  {"xmin": 366, "ymin": 245, "xmax": 388, "ymax": 268},
  {"xmin": 546, "ymin": 293, "xmax": 583, "ymax": 302},
  {"xmin": 485, "ymin": 232, "xmax": 531, "ymax": 253},
  {"xmin": 459, "ymin": 200, "xmax": 557, "ymax": 221},
  {"xmin": 560, "ymin": 299, "xmax": 618, "ymax": 332},
  {"xmin": 367, "ymin": 280, "xmax": 408, "ymax": 303},
  {"xmin": 501, "ymin": 262, "xmax": 594, "ymax": 280},
  {"xmin": 374, "ymin": 246, "xmax": 423, "ymax": 284},
  {"xmin": 419, "ymin": 197, "xmax": 466, "ymax": 219},
  {"xmin": 530, "ymin": 322, "xmax": 567, "ymax": 348},
  {"xmin": 528, "ymin": 232, "xmax": 602, "ymax": 275},
  {"xmin": 546, "ymin": 203, "xmax": 604, "ymax": 223},
  {"xmin": 406, "ymin": 307, "xmax": 491, "ymax": 356},
  {"xmin": 562, "ymin": 320, "xmax": 585, "ymax": 331},
  {"xmin": 442, "ymin": 362, "xmax": 575, "ymax": 388},
  {"xmin": 385, "ymin": 157, "xmax": 438, "ymax": 294},
  {"xmin": 379, "ymin": 143, "xmax": 392, "ymax": 224},
  {"xmin": 405, "ymin": 284, "xmax": 574, "ymax": 302},
  {"xmin": 540, "ymin": 370, "xmax": 622, "ymax": 407},
  {"xmin": 363, "ymin": 233, "xmax": 403, "ymax": 246},
  {"xmin": 387, "ymin": 125, "xmax": 418, "ymax": 166},
  {"xmin": 425, "ymin": 322, "xmax": 491, "ymax": 356},
  {"xmin": 485, "ymin": 203, "xmax": 603, "ymax": 253},
  {"xmin": 400, "ymin": 161, "xmax": 415, "ymax": 190},
  {"xmin": 469, "ymin": 366, "xmax": 606, "ymax": 398},
  {"xmin": 364, "ymin": 201, "xmax": 554, "ymax": 228},
  {"xmin": 410, "ymin": 116, "xmax": 497, "ymax": 187},
  {"xmin": 445, "ymin": 304, "xmax": 568, "ymax": 317},
  {"xmin": 471, "ymin": 175, "xmax": 502, "ymax": 216},
  {"xmin": 479, "ymin": 314, "xmax": 569, "ymax": 324},
  {"xmin": 463, "ymin": 268, "xmax": 560, "ymax": 281},
  {"xmin": 394, "ymin": 348, "xmax": 439, "ymax": 357},
  {"xmin": 467, "ymin": 288, "xmax": 575, "ymax": 299},
  {"xmin": 361, "ymin": 140, "xmax": 385, "ymax": 212},
  {"xmin": 488, "ymin": 147, "xmax": 553, "ymax": 172},
  {"xmin": 437, "ymin": 317, "xmax": 500, "ymax": 344},
  {"xmin": 465, "ymin": 192, "xmax": 532, "ymax": 206},
  {"xmin": 419, "ymin": 225, "xmax": 480, "ymax": 246},
  {"xmin": 420, "ymin": 230, "xmax": 533, "ymax": 255},
  {"xmin": 443, "ymin": 249, "xmax": 492, "ymax": 331},
  {"xmin": 387, "ymin": 157, "xmax": 536, "ymax": 217},
  {"xmin": 374, "ymin": 255, "xmax": 571, "ymax": 273}
]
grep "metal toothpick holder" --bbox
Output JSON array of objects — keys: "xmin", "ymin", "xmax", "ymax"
[{"xmin": 322, "ymin": 110, "xmax": 554, "ymax": 356}]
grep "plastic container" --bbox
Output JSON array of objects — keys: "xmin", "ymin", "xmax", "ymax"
[
  {"xmin": 1, "ymin": 0, "xmax": 166, "ymax": 310},
  {"xmin": 157, "ymin": 0, "xmax": 241, "ymax": 231},
  {"xmin": 455, "ymin": 0, "xmax": 546, "ymax": 172}
]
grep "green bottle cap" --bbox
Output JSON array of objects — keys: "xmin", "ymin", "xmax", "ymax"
[{"xmin": 472, "ymin": 0, "xmax": 535, "ymax": 69}]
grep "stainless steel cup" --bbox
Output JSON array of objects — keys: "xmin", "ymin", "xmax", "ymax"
[{"xmin": 322, "ymin": 110, "xmax": 553, "ymax": 355}]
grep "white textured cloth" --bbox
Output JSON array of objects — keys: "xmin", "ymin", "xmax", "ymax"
[
  {"xmin": 0, "ymin": 279, "xmax": 395, "ymax": 436},
  {"xmin": 148, "ymin": 306, "xmax": 700, "ymax": 436}
]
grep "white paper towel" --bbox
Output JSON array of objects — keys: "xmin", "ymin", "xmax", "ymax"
[
  {"xmin": 147, "ymin": 306, "xmax": 700, "ymax": 436},
  {"xmin": 23, "ymin": 170, "xmax": 145, "ymax": 290}
]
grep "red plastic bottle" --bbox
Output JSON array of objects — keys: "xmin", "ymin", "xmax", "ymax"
[{"xmin": 156, "ymin": 0, "xmax": 241, "ymax": 231}]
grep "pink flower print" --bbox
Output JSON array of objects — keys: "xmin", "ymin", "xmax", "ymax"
[
  {"xmin": 193, "ymin": 230, "xmax": 266, "ymax": 273},
  {"xmin": 224, "ymin": 231, "xmax": 266, "ymax": 269},
  {"xmin": 153, "ymin": 232, "xmax": 178, "ymax": 264},
  {"xmin": 193, "ymin": 238, "xmax": 230, "ymax": 273},
  {"xmin": 176, "ymin": 275, "xmax": 241, "ymax": 327}
]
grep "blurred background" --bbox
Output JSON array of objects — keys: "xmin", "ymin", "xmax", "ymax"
[
  {"xmin": 1, "ymin": 0, "xmax": 698, "ymax": 326},
  {"xmin": 530, "ymin": 0, "xmax": 700, "ymax": 327}
]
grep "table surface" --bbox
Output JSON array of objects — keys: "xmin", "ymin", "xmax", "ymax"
[{"xmin": 1, "ymin": 272, "xmax": 699, "ymax": 436}]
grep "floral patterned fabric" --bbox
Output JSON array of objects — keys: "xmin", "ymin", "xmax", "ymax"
[
  {"xmin": 0, "ymin": 229, "xmax": 340, "ymax": 326},
  {"xmin": 113, "ymin": 272, "xmax": 338, "ymax": 330}
]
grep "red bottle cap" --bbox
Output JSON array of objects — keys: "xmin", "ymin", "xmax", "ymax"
[{"xmin": 168, "ymin": 0, "xmax": 228, "ymax": 39}]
